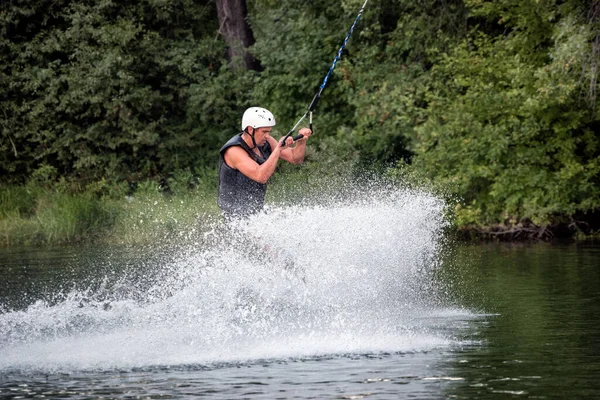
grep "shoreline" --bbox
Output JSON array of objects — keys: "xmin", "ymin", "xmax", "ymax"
[
  {"xmin": 2, "ymin": 171, "xmax": 599, "ymax": 247},
  {"xmin": 3, "ymin": 209, "xmax": 599, "ymax": 248},
  {"xmin": 454, "ymin": 221, "xmax": 600, "ymax": 243}
]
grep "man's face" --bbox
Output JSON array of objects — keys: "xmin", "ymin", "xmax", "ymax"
[{"xmin": 253, "ymin": 127, "xmax": 272, "ymax": 145}]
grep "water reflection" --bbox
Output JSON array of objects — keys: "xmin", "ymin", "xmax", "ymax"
[
  {"xmin": 1, "ymin": 218, "xmax": 600, "ymax": 398},
  {"xmin": 440, "ymin": 243, "xmax": 600, "ymax": 399}
]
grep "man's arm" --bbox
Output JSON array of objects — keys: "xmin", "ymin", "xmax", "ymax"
[
  {"xmin": 223, "ymin": 138, "xmax": 293, "ymax": 184},
  {"xmin": 266, "ymin": 128, "xmax": 312, "ymax": 165}
]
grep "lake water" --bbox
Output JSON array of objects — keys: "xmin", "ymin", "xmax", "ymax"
[{"xmin": 1, "ymin": 189, "xmax": 599, "ymax": 399}]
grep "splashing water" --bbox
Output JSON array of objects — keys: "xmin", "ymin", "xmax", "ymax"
[{"xmin": 0, "ymin": 187, "xmax": 467, "ymax": 373}]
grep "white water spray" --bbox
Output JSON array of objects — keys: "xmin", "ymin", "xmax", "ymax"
[{"xmin": 0, "ymin": 186, "xmax": 466, "ymax": 373}]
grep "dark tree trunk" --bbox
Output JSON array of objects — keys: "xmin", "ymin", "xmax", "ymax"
[
  {"xmin": 216, "ymin": 0, "xmax": 262, "ymax": 71},
  {"xmin": 586, "ymin": 1, "xmax": 599, "ymax": 108}
]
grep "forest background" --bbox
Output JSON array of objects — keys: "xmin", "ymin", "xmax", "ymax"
[{"xmin": 1, "ymin": 0, "xmax": 599, "ymax": 246}]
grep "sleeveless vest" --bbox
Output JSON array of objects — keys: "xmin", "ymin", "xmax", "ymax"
[{"xmin": 218, "ymin": 134, "xmax": 272, "ymax": 218}]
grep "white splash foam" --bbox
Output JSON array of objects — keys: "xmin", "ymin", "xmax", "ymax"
[{"xmin": 0, "ymin": 186, "xmax": 469, "ymax": 373}]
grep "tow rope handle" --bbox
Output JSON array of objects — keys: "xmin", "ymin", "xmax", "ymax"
[{"xmin": 292, "ymin": 94, "xmax": 319, "ymax": 143}]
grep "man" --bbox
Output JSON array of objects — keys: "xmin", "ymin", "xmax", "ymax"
[{"xmin": 218, "ymin": 106, "xmax": 312, "ymax": 220}]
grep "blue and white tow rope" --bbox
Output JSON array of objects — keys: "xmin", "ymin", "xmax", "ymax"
[{"xmin": 282, "ymin": 0, "xmax": 370, "ymax": 143}]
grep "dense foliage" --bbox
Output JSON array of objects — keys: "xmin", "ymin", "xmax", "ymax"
[
  {"xmin": 1, "ymin": 0, "xmax": 599, "ymax": 234},
  {"xmin": 1, "ymin": 0, "xmax": 237, "ymax": 183},
  {"xmin": 412, "ymin": 1, "xmax": 600, "ymax": 226}
]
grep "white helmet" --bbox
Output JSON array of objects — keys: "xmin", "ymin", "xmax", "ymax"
[{"xmin": 241, "ymin": 107, "xmax": 276, "ymax": 131}]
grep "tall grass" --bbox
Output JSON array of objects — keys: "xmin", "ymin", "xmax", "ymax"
[
  {"xmin": 35, "ymin": 192, "xmax": 116, "ymax": 243},
  {"xmin": 0, "ymin": 169, "xmax": 222, "ymax": 247},
  {"xmin": 0, "ymin": 147, "xmax": 362, "ymax": 247},
  {"xmin": 0, "ymin": 187, "xmax": 116, "ymax": 246},
  {"xmin": 107, "ymin": 181, "xmax": 221, "ymax": 246}
]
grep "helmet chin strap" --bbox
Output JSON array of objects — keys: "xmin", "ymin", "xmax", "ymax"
[{"xmin": 243, "ymin": 127, "xmax": 258, "ymax": 149}]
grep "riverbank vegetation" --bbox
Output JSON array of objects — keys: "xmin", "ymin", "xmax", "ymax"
[
  {"xmin": 0, "ymin": 170, "xmax": 219, "ymax": 246},
  {"xmin": 2, "ymin": 0, "xmax": 599, "ymax": 246},
  {"xmin": 0, "ymin": 148, "xmax": 360, "ymax": 246}
]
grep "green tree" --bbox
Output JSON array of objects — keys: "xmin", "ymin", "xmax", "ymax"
[
  {"xmin": 343, "ymin": 0, "xmax": 469, "ymax": 165},
  {"xmin": 1, "ymin": 0, "xmax": 230, "ymax": 184},
  {"xmin": 412, "ymin": 0, "xmax": 600, "ymax": 226}
]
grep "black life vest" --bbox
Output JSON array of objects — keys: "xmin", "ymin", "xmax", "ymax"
[{"xmin": 217, "ymin": 133, "xmax": 272, "ymax": 218}]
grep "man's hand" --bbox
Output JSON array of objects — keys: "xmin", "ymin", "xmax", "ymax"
[
  {"xmin": 266, "ymin": 128, "xmax": 311, "ymax": 165},
  {"xmin": 296, "ymin": 127, "xmax": 312, "ymax": 141},
  {"xmin": 278, "ymin": 135, "xmax": 295, "ymax": 148}
]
